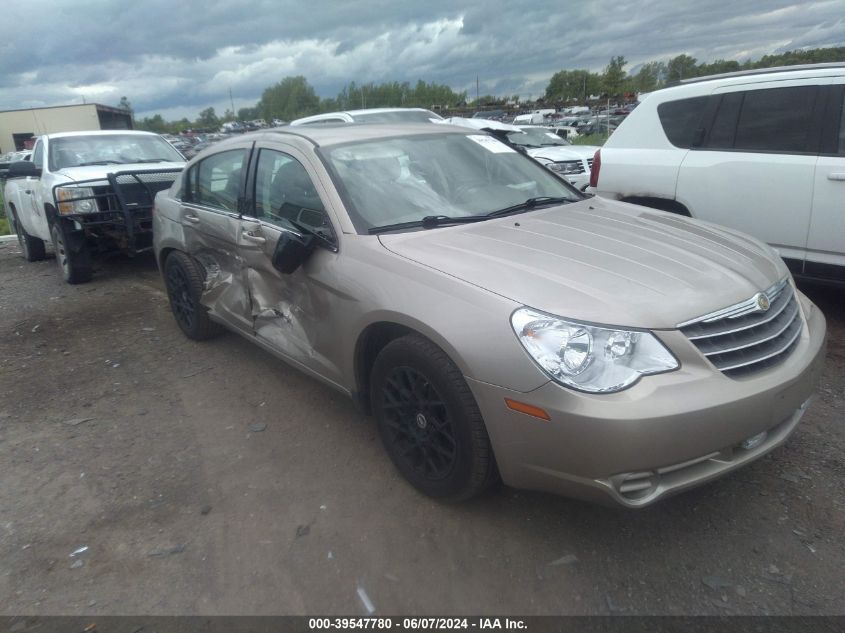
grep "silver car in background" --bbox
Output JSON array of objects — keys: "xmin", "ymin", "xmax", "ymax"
[{"xmin": 153, "ymin": 123, "xmax": 826, "ymax": 507}]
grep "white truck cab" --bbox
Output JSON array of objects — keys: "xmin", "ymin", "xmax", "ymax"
[{"xmin": 4, "ymin": 130, "xmax": 184, "ymax": 283}]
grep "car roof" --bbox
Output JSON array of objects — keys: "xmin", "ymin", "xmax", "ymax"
[
  {"xmin": 214, "ymin": 122, "xmax": 473, "ymax": 150},
  {"xmin": 679, "ymin": 62, "xmax": 845, "ymax": 85},
  {"xmin": 648, "ymin": 63, "xmax": 845, "ymax": 102},
  {"xmin": 290, "ymin": 107, "xmax": 440, "ymax": 126},
  {"xmin": 45, "ymin": 130, "xmax": 162, "ymax": 140}
]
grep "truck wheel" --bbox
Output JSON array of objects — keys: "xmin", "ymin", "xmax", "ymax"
[
  {"xmin": 370, "ymin": 334, "xmax": 498, "ymax": 501},
  {"xmin": 50, "ymin": 224, "xmax": 92, "ymax": 284},
  {"xmin": 163, "ymin": 251, "xmax": 223, "ymax": 340},
  {"xmin": 12, "ymin": 210, "xmax": 46, "ymax": 262}
]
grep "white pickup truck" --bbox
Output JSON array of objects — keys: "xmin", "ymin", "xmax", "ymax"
[{"xmin": 4, "ymin": 130, "xmax": 185, "ymax": 283}]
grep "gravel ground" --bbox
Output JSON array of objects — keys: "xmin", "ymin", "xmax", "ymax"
[{"xmin": 0, "ymin": 239, "xmax": 842, "ymax": 616}]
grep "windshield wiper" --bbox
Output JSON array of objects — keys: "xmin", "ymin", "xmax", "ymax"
[
  {"xmin": 368, "ymin": 214, "xmax": 490, "ymax": 234},
  {"xmin": 76, "ymin": 160, "xmax": 122, "ymax": 166},
  {"xmin": 368, "ymin": 198, "xmax": 573, "ymax": 234},
  {"xmin": 486, "ymin": 196, "xmax": 572, "ymax": 217},
  {"xmin": 135, "ymin": 158, "xmax": 172, "ymax": 163}
]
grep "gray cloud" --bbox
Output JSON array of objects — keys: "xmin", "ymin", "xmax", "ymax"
[{"xmin": 0, "ymin": 0, "xmax": 842, "ymax": 120}]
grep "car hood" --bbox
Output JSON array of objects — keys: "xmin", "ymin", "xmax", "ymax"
[
  {"xmin": 378, "ymin": 197, "xmax": 787, "ymax": 329},
  {"xmin": 56, "ymin": 161, "xmax": 185, "ymax": 184},
  {"xmin": 525, "ymin": 145, "xmax": 598, "ymax": 161}
]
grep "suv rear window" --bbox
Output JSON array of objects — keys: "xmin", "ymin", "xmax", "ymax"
[{"xmin": 657, "ymin": 97, "xmax": 708, "ymax": 148}]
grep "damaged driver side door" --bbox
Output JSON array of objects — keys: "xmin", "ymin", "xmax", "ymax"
[
  {"xmin": 238, "ymin": 146, "xmax": 344, "ymax": 386},
  {"xmin": 180, "ymin": 145, "xmax": 254, "ymax": 332}
]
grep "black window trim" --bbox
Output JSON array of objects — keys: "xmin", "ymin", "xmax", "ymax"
[{"xmin": 819, "ymin": 84, "xmax": 845, "ymax": 157}]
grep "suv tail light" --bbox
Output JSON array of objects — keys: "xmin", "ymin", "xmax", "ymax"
[{"xmin": 589, "ymin": 149, "xmax": 601, "ymax": 188}]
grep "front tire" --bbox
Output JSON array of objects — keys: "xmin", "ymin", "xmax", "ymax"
[
  {"xmin": 163, "ymin": 251, "xmax": 223, "ymax": 340},
  {"xmin": 50, "ymin": 224, "xmax": 92, "ymax": 284},
  {"xmin": 12, "ymin": 209, "xmax": 46, "ymax": 262},
  {"xmin": 370, "ymin": 334, "xmax": 498, "ymax": 501}
]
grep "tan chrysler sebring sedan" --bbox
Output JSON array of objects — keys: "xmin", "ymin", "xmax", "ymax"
[{"xmin": 153, "ymin": 124, "xmax": 826, "ymax": 507}]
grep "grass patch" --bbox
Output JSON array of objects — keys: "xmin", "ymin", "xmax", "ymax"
[{"xmin": 571, "ymin": 133, "xmax": 610, "ymax": 146}]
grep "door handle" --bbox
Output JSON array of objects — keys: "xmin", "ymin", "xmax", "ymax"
[
  {"xmin": 184, "ymin": 214, "xmax": 201, "ymax": 224},
  {"xmin": 827, "ymin": 173, "xmax": 845, "ymax": 181},
  {"xmin": 24, "ymin": 190, "xmax": 32, "ymax": 195},
  {"xmin": 242, "ymin": 230, "xmax": 266, "ymax": 244}
]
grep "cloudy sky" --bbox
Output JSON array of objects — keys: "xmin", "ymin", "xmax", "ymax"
[{"xmin": 1, "ymin": 0, "xmax": 843, "ymax": 120}]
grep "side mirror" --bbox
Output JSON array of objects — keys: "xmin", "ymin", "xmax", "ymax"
[
  {"xmin": 272, "ymin": 230, "xmax": 315, "ymax": 274},
  {"xmin": 8, "ymin": 161, "xmax": 41, "ymax": 178}
]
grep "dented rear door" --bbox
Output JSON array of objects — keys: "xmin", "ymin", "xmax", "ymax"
[
  {"xmin": 179, "ymin": 142, "xmax": 254, "ymax": 331},
  {"xmin": 238, "ymin": 145, "xmax": 346, "ymax": 387}
]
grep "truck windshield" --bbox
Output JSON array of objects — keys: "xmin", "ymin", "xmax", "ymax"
[
  {"xmin": 507, "ymin": 128, "xmax": 570, "ymax": 148},
  {"xmin": 49, "ymin": 135, "xmax": 184, "ymax": 170}
]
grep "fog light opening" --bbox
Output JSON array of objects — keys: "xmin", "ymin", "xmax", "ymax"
[
  {"xmin": 617, "ymin": 471, "xmax": 658, "ymax": 501},
  {"xmin": 740, "ymin": 431, "xmax": 768, "ymax": 451}
]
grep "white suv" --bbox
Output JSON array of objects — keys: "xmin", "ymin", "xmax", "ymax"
[{"xmin": 591, "ymin": 63, "xmax": 845, "ymax": 284}]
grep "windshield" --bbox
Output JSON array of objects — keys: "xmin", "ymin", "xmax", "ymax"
[
  {"xmin": 352, "ymin": 110, "xmax": 443, "ymax": 123},
  {"xmin": 324, "ymin": 132, "xmax": 581, "ymax": 233},
  {"xmin": 49, "ymin": 134, "xmax": 184, "ymax": 170},
  {"xmin": 507, "ymin": 128, "xmax": 570, "ymax": 148}
]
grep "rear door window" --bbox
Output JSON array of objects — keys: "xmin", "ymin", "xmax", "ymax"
[
  {"xmin": 191, "ymin": 149, "xmax": 246, "ymax": 212},
  {"xmin": 733, "ymin": 86, "xmax": 818, "ymax": 153},
  {"xmin": 657, "ymin": 97, "xmax": 709, "ymax": 148}
]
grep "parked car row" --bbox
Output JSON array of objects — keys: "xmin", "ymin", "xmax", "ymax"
[{"xmin": 2, "ymin": 67, "xmax": 834, "ymax": 507}]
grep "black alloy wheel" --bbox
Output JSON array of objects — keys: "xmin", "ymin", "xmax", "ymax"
[
  {"xmin": 371, "ymin": 334, "xmax": 498, "ymax": 500},
  {"xmin": 163, "ymin": 251, "xmax": 223, "ymax": 340},
  {"xmin": 166, "ymin": 261, "xmax": 196, "ymax": 333},
  {"xmin": 380, "ymin": 365, "xmax": 457, "ymax": 481}
]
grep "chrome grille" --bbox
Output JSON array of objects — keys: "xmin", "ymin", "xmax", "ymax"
[{"xmin": 679, "ymin": 279, "xmax": 803, "ymax": 377}]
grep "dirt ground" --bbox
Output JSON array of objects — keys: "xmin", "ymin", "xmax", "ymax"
[{"xmin": 0, "ymin": 238, "xmax": 842, "ymax": 616}]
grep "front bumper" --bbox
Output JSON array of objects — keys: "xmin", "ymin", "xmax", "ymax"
[{"xmin": 468, "ymin": 293, "xmax": 827, "ymax": 507}]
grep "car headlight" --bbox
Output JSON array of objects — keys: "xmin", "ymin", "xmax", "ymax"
[
  {"xmin": 547, "ymin": 161, "xmax": 582, "ymax": 175},
  {"xmin": 56, "ymin": 187, "xmax": 97, "ymax": 215},
  {"xmin": 511, "ymin": 308, "xmax": 679, "ymax": 393}
]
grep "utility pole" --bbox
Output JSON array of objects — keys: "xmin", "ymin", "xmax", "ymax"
[
  {"xmin": 229, "ymin": 88, "xmax": 236, "ymax": 121},
  {"xmin": 476, "ymin": 75, "xmax": 479, "ymax": 106}
]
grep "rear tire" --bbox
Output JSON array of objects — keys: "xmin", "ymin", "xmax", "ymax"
[
  {"xmin": 370, "ymin": 334, "xmax": 498, "ymax": 501},
  {"xmin": 163, "ymin": 251, "xmax": 223, "ymax": 340},
  {"xmin": 50, "ymin": 224, "xmax": 92, "ymax": 284},
  {"xmin": 12, "ymin": 209, "xmax": 46, "ymax": 262}
]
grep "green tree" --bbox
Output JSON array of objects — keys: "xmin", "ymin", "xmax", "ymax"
[
  {"xmin": 237, "ymin": 106, "xmax": 259, "ymax": 121},
  {"xmin": 196, "ymin": 107, "xmax": 219, "ymax": 129},
  {"xmin": 666, "ymin": 54, "xmax": 698, "ymax": 83},
  {"xmin": 137, "ymin": 114, "xmax": 167, "ymax": 133},
  {"xmin": 545, "ymin": 69, "xmax": 600, "ymax": 102},
  {"xmin": 257, "ymin": 76, "xmax": 320, "ymax": 121},
  {"xmin": 631, "ymin": 61, "xmax": 666, "ymax": 93},
  {"xmin": 697, "ymin": 59, "xmax": 741, "ymax": 77},
  {"xmin": 602, "ymin": 56, "xmax": 628, "ymax": 97}
]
